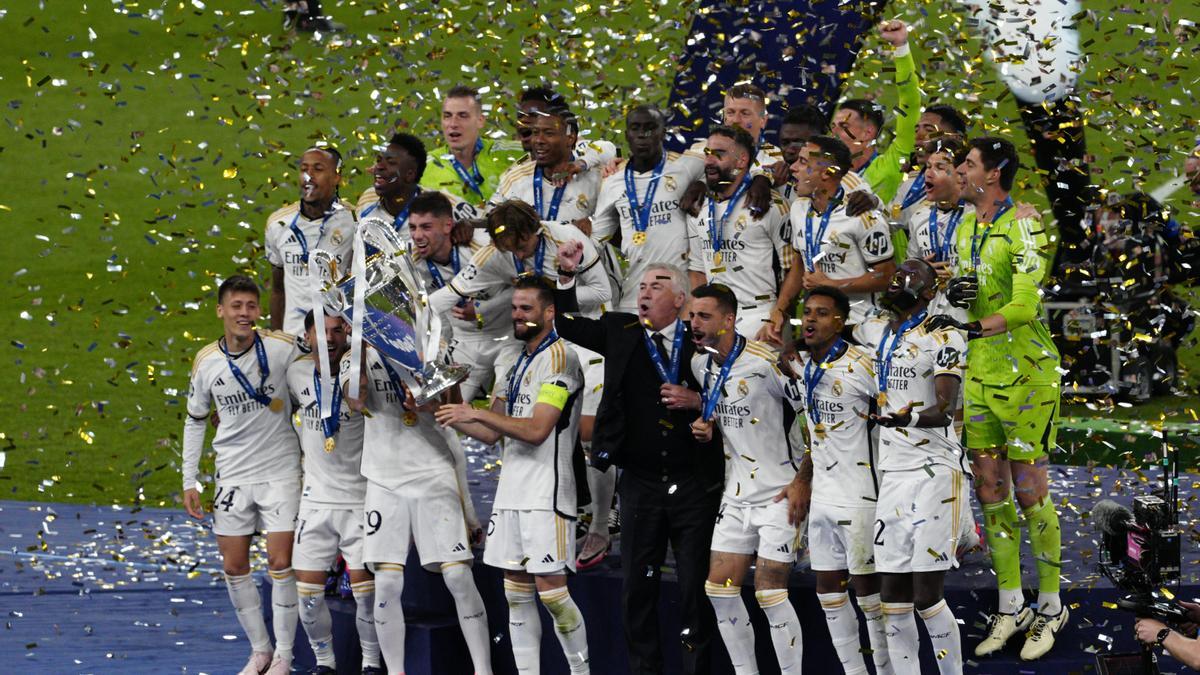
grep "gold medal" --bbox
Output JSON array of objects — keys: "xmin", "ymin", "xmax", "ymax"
[
  {"xmin": 813, "ymin": 422, "xmax": 827, "ymax": 439},
  {"xmin": 402, "ymin": 411, "xmax": 418, "ymax": 427},
  {"xmin": 891, "ymin": 203, "xmax": 902, "ymax": 221},
  {"xmin": 877, "ymin": 392, "xmax": 888, "ymax": 407},
  {"xmin": 713, "ymin": 251, "xmax": 723, "ymax": 267},
  {"xmin": 269, "ymin": 397, "xmax": 284, "ymax": 413},
  {"xmin": 324, "ymin": 437, "xmax": 336, "ymax": 453},
  {"xmin": 632, "ymin": 231, "xmax": 647, "ymax": 246}
]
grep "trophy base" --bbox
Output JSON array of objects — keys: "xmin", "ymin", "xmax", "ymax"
[{"xmin": 412, "ymin": 362, "xmax": 472, "ymax": 406}]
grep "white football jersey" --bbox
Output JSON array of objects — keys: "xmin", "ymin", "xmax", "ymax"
[
  {"xmin": 344, "ymin": 347, "xmax": 463, "ymax": 490},
  {"xmin": 889, "ymin": 169, "xmax": 927, "ymax": 225},
  {"xmin": 592, "ymin": 150, "xmax": 706, "ymax": 311},
  {"xmin": 900, "ymin": 199, "xmax": 973, "ymax": 321},
  {"xmin": 185, "ymin": 330, "xmax": 302, "ymax": 486},
  {"xmin": 853, "ymin": 317, "xmax": 967, "ymax": 472},
  {"xmin": 687, "ymin": 190, "xmax": 792, "ymax": 318},
  {"xmin": 286, "ymin": 355, "xmax": 367, "ymax": 507},
  {"xmin": 795, "ymin": 344, "xmax": 880, "ymax": 508},
  {"xmin": 355, "ymin": 187, "xmax": 480, "ymax": 244},
  {"xmin": 412, "ymin": 230, "xmax": 513, "ymax": 344},
  {"xmin": 264, "ymin": 201, "xmax": 358, "ymax": 336},
  {"xmin": 690, "ymin": 338, "xmax": 802, "ymax": 506},
  {"xmin": 790, "ymin": 186, "xmax": 893, "ymax": 324},
  {"xmin": 493, "ymin": 336, "xmax": 583, "ymax": 516},
  {"xmin": 490, "ymin": 160, "xmax": 601, "ymax": 223}
]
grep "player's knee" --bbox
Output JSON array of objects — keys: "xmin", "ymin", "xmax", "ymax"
[
  {"xmin": 224, "ymin": 563, "xmax": 251, "ymax": 577},
  {"xmin": 267, "ymin": 551, "xmax": 292, "ymax": 571},
  {"xmin": 753, "ymin": 564, "xmax": 790, "ymax": 592},
  {"xmin": 913, "ymin": 587, "xmax": 943, "ymax": 611},
  {"xmin": 440, "ymin": 562, "xmax": 476, "ymax": 599}
]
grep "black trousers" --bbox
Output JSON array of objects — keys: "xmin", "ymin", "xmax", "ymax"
[{"xmin": 619, "ymin": 470, "xmax": 722, "ymax": 675}]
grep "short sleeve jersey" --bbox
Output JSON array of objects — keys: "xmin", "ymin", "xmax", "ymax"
[
  {"xmin": 953, "ymin": 209, "xmax": 1061, "ymax": 385},
  {"xmin": 186, "ymin": 330, "xmax": 302, "ymax": 486},
  {"xmin": 854, "ymin": 317, "xmax": 968, "ymax": 472},
  {"xmin": 901, "ymin": 199, "xmax": 973, "ymax": 321},
  {"xmin": 286, "ymin": 356, "xmax": 367, "ymax": 507},
  {"xmin": 592, "ymin": 151, "xmax": 706, "ymax": 312},
  {"xmin": 264, "ymin": 201, "xmax": 358, "ymax": 336},
  {"xmin": 490, "ymin": 160, "xmax": 602, "ymax": 223},
  {"xmin": 796, "ymin": 344, "xmax": 880, "ymax": 508},
  {"xmin": 493, "ymin": 337, "xmax": 583, "ymax": 516},
  {"xmin": 687, "ymin": 191, "xmax": 792, "ymax": 316},
  {"xmin": 412, "ymin": 230, "xmax": 513, "ymax": 343},
  {"xmin": 690, "ymin": 339, "xmax": 802, "ymax": 506},
  {"xmin": 355, "ymin": 187, "xmax": 480, "ymax": 245}
]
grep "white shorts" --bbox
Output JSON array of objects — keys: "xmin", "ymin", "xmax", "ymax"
[
  {"xmin": 453, "ymin": 337, "xmax": 522, "ymax": 403},
  {"xmin": 293, "ymin": 506, "xmax": 365, "ymax": 571},
  {"xmin": 211, "ymin": 477, "xmax": 301, "ymax": 537},
  {"xmin": 874, "ymin": 465, "xmax": 967, "ymax": 573},
  {"xmin": 361, "ymin": 474, "xmax": 474, "ymax": 571},
  {"xmin": 807, "ymin": 500, "xmax": 877, "ymax": 575},
  {"xmin": 570, "ymin": 344, "xmax": 604, "ymax": 417},
  {"xmin": 711, "ymin": 500, "xmax": 801, "ymax": 564},
  {"xmin": 483, "ymin": 508, "xmax": 576, "ymax": 574}
]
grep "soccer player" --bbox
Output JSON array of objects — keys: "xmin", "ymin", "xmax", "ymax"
[
  {"xmin": 772, "ymin": 135, "xmax": 894, "ymax": 333},
  {"xmin": 855, "ymin": 260, "xmax": 970, "ymax": 674},
  {"xmin": 929, "ymin": 136, "xmax": 1065, "ymax": 660},
  {"xmin": 514, "ymin": 86, "xmax": 616, "ymax": 176},
  {"xmin": 424, "ymin": 85, "xmax": 526, "ymax": 206},
  {"xmin": 357, "ymin": 132, "xmax": 477, "ymax": 242},
  {"xmin": 832, "ymin": 20, "xmax": 922, "ymax": 204},
  {"xmin": 342, "ymin": 346, "xmax": 494, "ymax": 675},
  {"xmin": 791, "ymin": 286, "xmax": 893, "ymax": 675},
  {"xmin": 285, "ymin": 311, "xmax": 380, "ymax": 674},
  {"xmin": 688, "ymin": 283, "xmax": 806, "ymax": 674},
  {"xmin": 686, "ymin": 125, "xmax": 791, "ymax": 338},
  {"xmin": 265, "ymin": 146, "xmax": 357, "ymax": 336},
  {"xmin": 778, "ymin": 105, "xmax": 829, "ymax": 205},
  {"xmin": 181, "ymin": 275, "xmax": 301, "ymax": 675},
  {"xmin": 891, "ymin": 104, "xmax": 968, "ymax": 223},
  {"xmin": 437, "ymin": 277, "xmax": 591, "ymax": 674}
]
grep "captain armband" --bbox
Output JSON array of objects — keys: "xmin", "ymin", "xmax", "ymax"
[{"xmin": 536, "ymin": 383, "xmax": 570, "ymax": 410}]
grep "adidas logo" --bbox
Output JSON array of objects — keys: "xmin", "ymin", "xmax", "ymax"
[
  {"xmin": 776, "ymin": 543, "xmax": 790, "ymax": 554},
  {"xmin": 451, "ymin": 542, "xmax": 467, "ymax": 552},
  {"xmin": 541, "ymin": 554, "xmax": 555, "ymax": 564},
  {"xmin": 215, "ymin": 377, "xmax": 226, "ymax": 386},
  {"xmin": 302, "ymin": 388, "xmax": 311, "ymax": 397}
]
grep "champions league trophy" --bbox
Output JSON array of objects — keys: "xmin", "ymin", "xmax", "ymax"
[{"xmin": 313, "ymin": 215, "xmax": 470, "ymax": 406}]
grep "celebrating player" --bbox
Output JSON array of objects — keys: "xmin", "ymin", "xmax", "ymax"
[
  {"xmin": 265, "ymin": 146, "xmax": 356, "ymax": 336},
  {"xmin": 437, "ymin": 277, "xmax": 591, "ymax": 674},
  {"xmin": 930, "ymin": 136, "xmax": 1065, "ymax": 660},
  {"xmin": 424, "ymin": 85, "xmax": 525, "ymax": 205},
  {"xmin": 855, "ymin": 260, "xmax": 970, "ymax": 674},
  {"xmin": 358, "ymin": 132, "xmax": 475, "ymax": 242},
  {"xmin": 777, "ymin": 105, "xmax": 830, "ymax": 205},
  {"xmin": 285, "ymin": 311, "xmax": 380, "ymax": 674},
  {"xmin": 891, "ymin": 105, "xmax": 969, "ymax": 223},
  {"xmin": 688, "ymin": 283, "xmax": 806, "ymax": 674},
  {"xmin": 181, "ymin": 275, "xmax": 302, "ymax": 675}
]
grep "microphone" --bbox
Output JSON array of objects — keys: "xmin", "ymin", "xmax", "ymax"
[{"xmin": 1092, "ymin": 499, "xmax": 1136, "ymax": 535}]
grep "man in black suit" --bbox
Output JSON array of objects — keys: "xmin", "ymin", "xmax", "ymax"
[{"xmin": 554, "ymin": 242, "xmax": 724, "ymax": 675}]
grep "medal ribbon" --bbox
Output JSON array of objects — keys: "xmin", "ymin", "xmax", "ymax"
[
  {"xmin": 900, "ymin": 169, "xmax": 927, "ymax": 209},
  {"xmin": 287, "ymin": 208, "xmax": 335, "ymax": 264},
  {"xmin": 643, "ymin": 320, "xmax": 685, "ymax": 385},
  {"xmin": 929, "ymin": 200, "xmax": 965, "ymax": 263},
  {"xmin": 804, "ymin": 337, "xmax": 845, "ymax": 426},
  {"xmin": 506, "ymin": 331, "xmax": 559, "ymax": 415},
  {"xmin": 533, "ymin": 166, "xmax": 567, "ymax": 220},
  {"xmin": 512, "ymin": 234, "xmax": 547, "ymax": 279},
  {"xmin": 625, "ymin": 153, "xmax": 666, "ymax": 235},
  {"xmin": 706, "ymin": 176, "xmax": 751, "ymax": 265},
  {"xmin": 856, "ymin": 150, "xmax": 879, "ymax": 176},
  {"xmin": 313, "ymin": 366, "xmax": 342, "ymax": 439},
  {"xmin": 876, "ymin": 310, "xmax": 928, "ymax": 395},
  {"xmin": 450, "ymin": 138, "xmax": 486, "ymax": 199},
  {"xmin": 426, "ymin": 247, "xmax": 462, "ymax": 290},
  {"xmin": 969, "ymin": 197, "xmax": 1014, "ymax": 269},
  {"xmin": 220, "ymin": 332, "xmax": 272, "ymax": 408},
  {"xmin": 804, "ymin": 187, "xmax": 845, "ymax": 272},
  {"xmin": 701, "ymin": 334, "xmax": 746, "ymax": 421}
]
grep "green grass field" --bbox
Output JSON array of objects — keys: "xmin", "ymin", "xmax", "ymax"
[{"xmin": 1, "ymin": 0, "xmax": 1197, "ymax": 506}]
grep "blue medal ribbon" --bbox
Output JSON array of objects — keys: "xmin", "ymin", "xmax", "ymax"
[
  {"xmin": 377, "ymin": 354, "xmax": 407, "ymax": 401},
  {"xmin": 287, "ymin": 209, "xmax": 334, "ymax": 264},
  {"xmin": 876, "ymin": 311, "xmax": 927, "ymax": 395},
  {"xmin": 706, "ymin": 176, "xmax": 751, "ymax": 264},
  {"xmin": 426, "ymin": 247, "xmax": 462, "ymax": 290},
  {"xmin": 969, "ymin": 197, "xmax": 1014, "ymax": 269},
  {"xmin": 513, "ymin": 234, "xmax": 547, "ymax": 279},
  {"xmin": 313, "ymin": 366, "xmax": 342, "ymax": 438},
  {"xmin": 533, "ymin": 166, "xmax": 567, "ymax": 220},
  {"xmin": 625, "ymin": 153, "xmax": 666, "ymax": 235},
  {"xmin": 701, "ymin": 334, "xmax": 746, "ymax": 421},
  {"xmin": 929, "ymin": 200, "xmax": 965, "ymax": 263},
  {"xmin": 900, "ymin": 169, "xmax": 927, "ymax": 209},
  {"xmin": 450, "ymin": 139, "xmax": 486, "ymax": 199},
  {"xmin": 803, "ymin": 188, "xmax": 844, "ymax": 272},
  {"xmin": 856, "ymin": 151, "xmax": 879, "ymax": 176},
  {"xmin": 804, "ymin": 338, "xmax": 845, "ymax": 425},
  {"xmin": 506, "ymin": 331, "xmax": 559, "ymax": 415},
  {"xmin": 643, "ymin": 320, "xmax": 685, "ymax": 385},
  {"xmin": 361, "ymin": 191, "xmax": 415, "ymax": 233},
  {"xmin": 220, "ymin": 332, "xmax": 272, "ymax": 408}
]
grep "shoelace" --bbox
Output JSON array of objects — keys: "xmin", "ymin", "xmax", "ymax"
[{"xmin": 1027, "ymin": 615, "xmax": 1051, "ymax": 639}]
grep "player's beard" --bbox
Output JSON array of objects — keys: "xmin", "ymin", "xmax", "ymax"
[
  {"xmin": 705, "ymin": 166, "xmax": 736, "ymax": 192},
  {"xmin": 514, "ymin": 319, "xmax": 543, "ymax": 342}
]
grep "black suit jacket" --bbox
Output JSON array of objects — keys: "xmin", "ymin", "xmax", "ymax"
[{"xmin": 554, "ymin": 285, "xmax": 723, "ymax": 486}]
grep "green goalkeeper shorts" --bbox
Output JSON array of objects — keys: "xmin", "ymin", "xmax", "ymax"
[{"xmin": 963, "ymin": 379, "xmax": 1060, "ymax": 461}]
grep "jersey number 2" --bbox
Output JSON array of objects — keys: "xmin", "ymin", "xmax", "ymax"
[{"xmin": 874, "ymin": 519, "xmax": 886, "ymax": 546}]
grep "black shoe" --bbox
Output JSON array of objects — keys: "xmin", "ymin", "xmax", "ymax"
[
  {"xmin": 308, "ymin": 667, "xmax": 335, "ymax": 675},
  {"xmin": 298, "ymin": 15, "xmax": 345, "ymax": 33},
  {"xmin": 361, "ymin": 667, "xmax": 385, "ymax": 675}
]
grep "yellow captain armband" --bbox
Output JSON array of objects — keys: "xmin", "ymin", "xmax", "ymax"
[{"xmin": 536, "ymin": 383, "xmax": 570, "ymax": 410}]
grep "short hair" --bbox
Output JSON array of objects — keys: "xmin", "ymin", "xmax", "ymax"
[
  {"xmin": 388, "ymin": 132, "xmax": 428, "ymax": 181},
  {"xmin": 691, "ymin": 282, "xmax": 738, "ymax": 316},
  {"xmin": 726, "ymin": 83, "xmax": 767, "ymax": 109},
  {"xmin": 781, "ymin": 104, "xmax": 828, "ymax": 133},
  {"xmin": 519, "ymin": 85, "xmax": 563, "ymax": 106},
  {"xmin": 304, "ymin": 145, "xmax": 343, "ymax": 173},
  {"xmin": 408, "ymin": 190, "xmax": 454, "ymax": 220},
  {"xmin": 803, "ymin": 286, "xmax": 851, "ymax": 319},
  {"xmin": 709, "ymin": 125, "xmax": 757, "ymax": 162},
  {"xmin": 968, "ymin": 136, "xmax": 1020, "ymax": 191},
  {"xmin": 921, "ymin": 136, "xmax": 967, "ymax": 165},
  {"xmin": 838, "ymin": 99, "xmax": 885, "ymax": 133},
  {"xmin": 218, "ymin": 274, "xmax": 260, "ymax": 303},
  {"xmin": 628, "ymin": 103, "xmax": 666, "ymax": 125},
  {"xmin": 923, "ymin": 104, "xmax": 968, "ymax": 136},
  {"xmin": 512, "ymin": 275, "xmax": 555, "ymax": 309},
  {"xmin": 445, "ymin": 84, "xmax": 480, "ymax": 107},
  {"xmin": 641, "ymin": 262, "xmax": 690, "ymax": 296},
  {"xmin": 303, "ymin": 309, "xmax": 316, "ymax": 333},
  {"xmin": 807, "ymin": 135, "xmax": 854, "ymax": 178},
  {"xmin": 543, "ymin": 103, "xmax": 579, "ymax": 136},
  {"xmin": 487, "ymin": 199, "xmax": 541, "ymax": 245}
]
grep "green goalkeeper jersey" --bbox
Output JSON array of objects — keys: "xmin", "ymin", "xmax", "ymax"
[
  {"xmin": 423, "ymin": 137, "xmax": 525, "ymax": 206},
  {"xmin": 953, "ymin": 206, "xmax": 1061, "ymax": 386}
]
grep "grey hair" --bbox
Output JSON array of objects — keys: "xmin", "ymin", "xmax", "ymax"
[{"xmin": 641, "ymin": 263, "xmax": 690, "ymax": 297}]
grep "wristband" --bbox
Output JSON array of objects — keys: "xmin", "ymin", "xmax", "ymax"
[{"xmin": 1156, "ymin": 627, "xmax": 1172, "ymax": 646}]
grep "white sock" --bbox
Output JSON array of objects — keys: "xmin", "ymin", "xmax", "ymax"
[
  {"xmin": 297, "ymin": 581, "xmax": 334, "ymax": 667},
  {"xmin": 442, "ymin": 563, "xmax": 493, "ymax": 675},
  {"xmin": 539, "ymin": 586, "xmax": 590, "ymax": 674},
  {"xmin": 351, "ymin": 579, "xmax": 381, "ymax": 669},
  {"xmin": 225, "ymin": 572, "xmax": 273, "ymax": 654},
  {"xmin": 999, "ymin": 588, "xmax": 1024, "ymax": 614},
  {"xmin": 705, "ymin": 581, "xmax": 758, "ymax": 675},
  {"xmin": 1037, "ymin": 592, "xmax": 1062, "ymax": 617},
  {"xmin": 267, "ymin": 567, "xmax": 298, "ymax": 660},
  {"xmin": 817, "ymin": 592, "xmax": 868, "ymax": 675},
  {"xmin": 858, "ymin": 593, "xmax": 893, "ymax": 675},
  {"xmin": 882, "ymin": 602, "xmax": 921, "ymax": 675},
  {"xmin": 585, "ymin": 463, "xmax": 615, "ymax": 536},
  {"xmin": 504, "ymin": 579, "xmax": 541, "ymax": 674},
  {"xmin": 756, "ymin": 589, "xmax": 802, "ymax": 672},
  {"xmin": 374, "ymin": 565, "xmax": 407, "ymax": 675},
  {"xmin": 918, "ymin": 599, "xmax": 962, "ymax": 675}
]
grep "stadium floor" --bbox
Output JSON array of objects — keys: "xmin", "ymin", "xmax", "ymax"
[{"xmin": 2, "ymin": 449, "xmax": 1195, "ymax": 673}]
